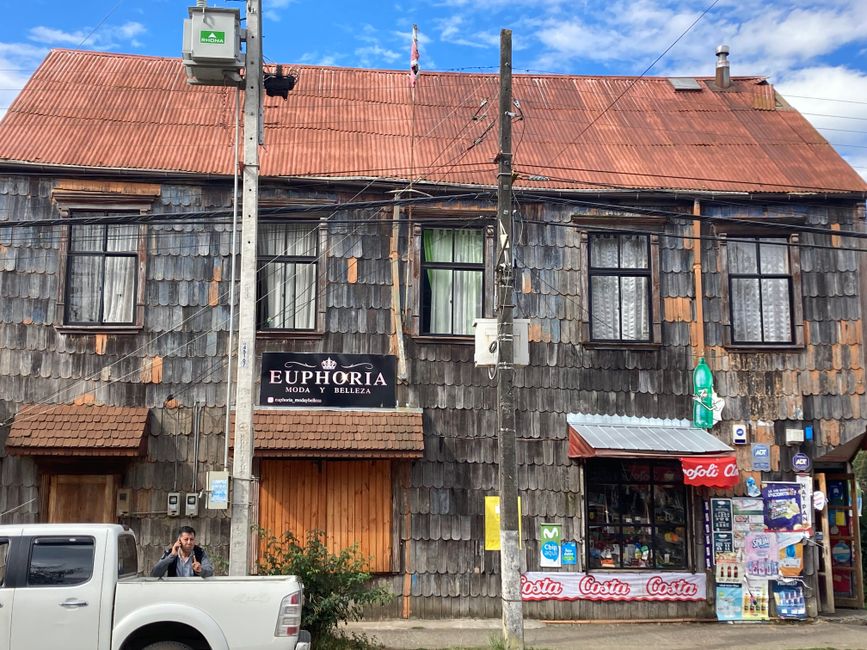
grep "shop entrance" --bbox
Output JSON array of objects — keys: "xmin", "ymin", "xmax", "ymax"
[
  {"xmin": 815, "ymin": 470, "xmax": 863, "ymax": 610},
  {"xmin": 45, "ymin": 474, "xmax": 119, "ymax": 523}
]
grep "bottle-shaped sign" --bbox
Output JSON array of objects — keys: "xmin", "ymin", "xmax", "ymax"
[{"xmin": 692, "ymin": 357, "xmax": 714, "ymax": 429}]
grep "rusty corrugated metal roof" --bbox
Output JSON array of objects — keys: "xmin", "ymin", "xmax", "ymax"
[
  {"xmin": 6, "ymin": 403, "xmax": 149, "ymax": 456},
  {"xmin": 0, "ymin": 49, "xmax": 864, "ymax": 194}
]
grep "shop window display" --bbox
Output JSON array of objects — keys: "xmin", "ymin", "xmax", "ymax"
[{"xmin": 586, "ymin": 459, "xmax": 688, "ymax": 570}]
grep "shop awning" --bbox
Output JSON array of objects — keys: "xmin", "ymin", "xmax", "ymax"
[
  {"xmin": 230, "ymin": 408, "xmax": 424, "ymax": 459},
  {"xmin": 5, "ymin": 404, "xmax": 149, "ymax": 457},
  {"xmin": 814, "ymin": 431, "xmax": 867, "ymax": 464},
  {"xmin": 567, "ymin": 413, "xmax": 733, "ymax": 459}
]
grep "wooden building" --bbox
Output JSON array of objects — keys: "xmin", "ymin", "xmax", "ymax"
[{"xmin": 0, "ymin": 48, "xmax": 865, "ymax": 618}]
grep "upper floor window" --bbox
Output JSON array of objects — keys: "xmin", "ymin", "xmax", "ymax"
[
  {"xmin": 588, "ymin": 233, "xmax": 651, "ymax": 342},
  {"xmin": 257, "ymin": 223, "xmax": 318, "ymax": 330},
  {"xmin": 421, "ymin": 228, "xmax": 484, "ymax": 335},
  {"xmin": 728, "ymin": 238, "xmax": 792, "ymax": 344},
  {"xmin": 65, "ymin": 219, "xmax": 140, "ymax": 326}
]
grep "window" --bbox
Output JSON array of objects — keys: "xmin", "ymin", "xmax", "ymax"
[
  {"xmin": 64, "ymin": 216, "xmax": 140, "ymax": 325},
  {"xmin": 586, "ymin": 459, "xmax": 688, "ymax": 570},
  {"xmin": 421, "ymin": 228, "xmax": 484, "ymax": 335},
  {"xmin": 257, "ymin": 223, "xmax": 318, "ymax": 330},
  {"xmin": 0, "ymin": 540, "xmax": 8, "ymax": 586},
  {"xmin": 728, "ymin": 238, "xmax": 792, "ymax": 344},
  {"xmin": 27, "ymin": 537, "xmax": 95, "ymax": 586},
  {"xmin": 588, "ymin": 233, "xmax": 651, "ymax": 342},
  {"xmin": 117, "ymin": 534, "xmax": 138, "ymax": 577}
]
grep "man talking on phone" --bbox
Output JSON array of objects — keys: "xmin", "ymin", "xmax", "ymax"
[{"xmin": 151, "ymin": 525, "xmax": 214, "ymax": 578}]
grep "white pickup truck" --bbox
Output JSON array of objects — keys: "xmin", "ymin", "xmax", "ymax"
[{"xmin": 0, "ymin": 524, "xmax": 311, "ymax": 650}]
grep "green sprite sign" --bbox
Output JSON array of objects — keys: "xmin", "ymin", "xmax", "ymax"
[{"xmin": 199, "ymin": 31, "xmax": 226, "ymax": 45}]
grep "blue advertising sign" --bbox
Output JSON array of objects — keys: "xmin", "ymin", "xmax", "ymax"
[
  {"xmin": 791, "ymin": 453, "xmax": 812, "ymax": 474},
  {"xmin": 561, "ymin": 542, "xmax": 577, "ymax": 565},
  {"xmin": 763, "ymin": 482, "xmax": 805, "ymax": 532},
  {"xmin": 751, "ymin": 444, "xmax": 771, "ymax": 472}
]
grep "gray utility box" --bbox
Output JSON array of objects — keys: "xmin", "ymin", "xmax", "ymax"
[{"xmin": 182, "ymin": 6, "xmax": 243, "ymax": 85}]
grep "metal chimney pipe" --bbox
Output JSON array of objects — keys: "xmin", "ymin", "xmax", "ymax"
[
  {"xmin": 716, "ymin": 45, "xmax": 731, "ymax": 89},
  {"xmin": 196, "ymin": 0, "xmax": 207, "ymax": 6}
]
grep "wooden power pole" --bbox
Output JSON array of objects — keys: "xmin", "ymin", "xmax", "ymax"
[
  {"xmin": 229, "ymin": 0, "xmax": 262, "ymax": 576},
  {"xmin": 496, "ymin": 28, "xmax": 524, "ymax": 650}
]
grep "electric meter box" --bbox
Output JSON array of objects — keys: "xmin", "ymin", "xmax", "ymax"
[
  {"xmin": 185, "ymin": 493, "xmax": 199, "ymax": 517},
  {"xmin": 187, "ymin": 8, "xmax": 241, "ymax": 63},
  {"xmin": 167, "ymin": 492, "xmax": 181, "ymax": 517}
]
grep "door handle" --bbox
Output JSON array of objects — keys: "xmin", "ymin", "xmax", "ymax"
[{"xmin": 59, "ymin": 598, "xmax": 89, "ymax": 608}]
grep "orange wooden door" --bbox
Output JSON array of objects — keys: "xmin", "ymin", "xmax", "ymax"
[
  {"xmin": 47, "ymin": 474, "xmax": 118, "ymax": 523},
  {"xmin": 259, "ymin": 460, "xmax": 392, "ymax": 572}
]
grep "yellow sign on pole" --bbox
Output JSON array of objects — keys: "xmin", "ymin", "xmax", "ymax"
[{"xmin": 484, "ymin": 495, "xmax": 522, "ymax": 551}]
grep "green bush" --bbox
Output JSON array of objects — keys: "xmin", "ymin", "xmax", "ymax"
[{"xmin": 257, "ymin": 529, "xmax": 391, "ymax": 648}]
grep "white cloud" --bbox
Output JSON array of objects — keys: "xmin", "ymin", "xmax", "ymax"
[
  {"xmin": 27, "ymin": 21, "xmax": 148, "ymax": 51},
  {"xmin": 297, "ymin": 51, "xmax": 340, "ymax": 67},
  {"xmin": 265, "ymin": 0, "xmax": 296, "ymax": 22},
  {"xmin": 0, "ymin": 42, "xmax": 48, "ymax": 120}
]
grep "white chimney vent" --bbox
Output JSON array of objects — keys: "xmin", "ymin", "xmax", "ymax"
[{"xmin": 715, "ymin": 45, "xmax": 731, "ymax": 89}]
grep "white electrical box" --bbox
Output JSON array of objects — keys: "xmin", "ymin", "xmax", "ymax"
[
  {"xmin": 182, "ymin": 6, "xmax": 244, "ymax": 86},
  {"xmin": 731, "ymin": 422, "xmax": 748, "ymax": 445},
  {"xmin": 473, "ymin": 318, "xmax": 530, "ymax": 367},
  {"xmin": 167, "ymin": 492, "xmax": 181, "ymax": 517},
  {"xmin": 116, "ymin": 488, "xmax": 131, "ymax": 516},
  {"xmin": 185, "ymin": 493, "xmax": 199, "ymax": 517},
  {"xmin": 206, "ymin": 471, "xmax": 230, "ymax": 510},
  {"xmin": 785, "ymin": 428, "xmax": 805, "ymax": 445}
]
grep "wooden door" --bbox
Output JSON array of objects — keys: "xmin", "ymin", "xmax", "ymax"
[
  {"xmin": 259, "ymin": 460, "xmax": 393, "ymax": 572},
  {"xmin": 47, "ymin": 474, "xmax": 118, "ymax": 523}
]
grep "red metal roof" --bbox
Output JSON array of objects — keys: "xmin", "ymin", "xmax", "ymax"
[
  {"xmin": 5, "ymin": 403, "xmax": 149, "ymax": 456},
  {"xmin": 230, "ymin": 409, "xmax": 424, "ymax": 458},
  {"xmin": 1, "ymin": 49, "xmax": 864, "ymax": 194}
]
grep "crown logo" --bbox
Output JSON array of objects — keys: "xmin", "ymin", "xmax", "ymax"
[{"xmin": 321, "ymin": 357, "xmax": 337, "ymax": 370}]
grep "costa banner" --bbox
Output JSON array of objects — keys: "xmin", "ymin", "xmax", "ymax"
[
  {"xmin": 521, "ymin": 572, "xmax": 706, "ymax": 602},
  {"xmin": 680, "ymin": 455, "xmax": 739, "ymax": 488}
]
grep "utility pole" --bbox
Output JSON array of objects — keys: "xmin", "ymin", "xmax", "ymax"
[
  {"xmin": 495, "ymin": 28, "xmax": 524, "ymax": 650},
  {"xmin": 229, "ymin": 0, "xmax": 262, "ymax": 576}
]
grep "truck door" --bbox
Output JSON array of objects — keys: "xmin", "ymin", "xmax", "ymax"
[
  {"xmin": 9, "ymin": 536, "xmax": 102, "ymax": 650},
  {"xmin": 0, "ymin": 539, "xmax": 10, "ymax": 650}
]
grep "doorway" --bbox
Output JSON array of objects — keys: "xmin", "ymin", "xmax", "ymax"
[{"xmin": 46, "ymin": 474, "xmax": 119, "ymax": 523}]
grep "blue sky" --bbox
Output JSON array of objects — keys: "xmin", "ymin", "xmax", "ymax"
[{"xmin": 3, "ymin": 0, "xmax": 867, "ymax": 178}]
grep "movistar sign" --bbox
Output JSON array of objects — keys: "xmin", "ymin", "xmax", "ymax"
[{"xmin": 199, "ymin": 31, "xmax": 225, "ymax": 44}]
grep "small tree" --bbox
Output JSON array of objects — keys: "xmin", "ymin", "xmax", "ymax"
[{"xmin": 258, "ymin": 529, "xmax": 391, "ymax": 648}]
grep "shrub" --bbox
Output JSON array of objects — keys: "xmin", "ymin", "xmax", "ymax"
[{"xmin": 257, "ymin": 529, "xmax": 391, "ymax": 648}]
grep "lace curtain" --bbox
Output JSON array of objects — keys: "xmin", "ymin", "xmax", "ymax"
[
  {"xmin": 590, "ymin": 234, "xmax": 649, "ymax": 341},
  {"xmin": 729, "ymin": 239, "xmax": 791, "ymax": 343}
]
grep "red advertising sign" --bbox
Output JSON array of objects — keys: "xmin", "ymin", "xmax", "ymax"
[
  {"xmin": 680, "ymin": 456, "xmax": 739, "ymax": 488},
  {"xmin": 521, "ymin": 572, "xmax": 706, "ymax": 602}
]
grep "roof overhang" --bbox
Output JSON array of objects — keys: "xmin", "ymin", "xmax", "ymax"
[
  {"xmin": 815, "ymin": 431, "xmax": 867, "ymax": 464},
  {"xmin": 567, "ymin": 413, "xmax": 733, "ymax": 459},
  {"xmin": 230, "ymin": 408, "xmax": 424, "ymax": 459},
  {"xmin": 5, "ymin": 404, "xmax": 149, "ymax": 457}
]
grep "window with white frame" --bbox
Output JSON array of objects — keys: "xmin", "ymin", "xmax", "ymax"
[
  {"xmin": 257, "ymin": 222, "xmax": 318, "ymax": 330},
  {"xmin": 588, "ymin": 233, "xmax": 651, "ymax": 342},
  {"xmin": 64, "ymin": 216, "xmax": 140, "ymax": 326},
  {"xmin": 728, "ymin": 238, "xmax": 793, "ymax": 344},
  {"xmin": 420, "ymin": 227, "xmax": 484, "ymax": 335}
]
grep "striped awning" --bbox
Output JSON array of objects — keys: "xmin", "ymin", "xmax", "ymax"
[{"xmin": 567, "ymin": 413, "xmax": 732, "ymax": 459}]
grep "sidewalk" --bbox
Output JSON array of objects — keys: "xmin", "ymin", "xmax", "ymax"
[{"xmin": 347, "ymin": 612, "xmax": 867, "ymax": 650}]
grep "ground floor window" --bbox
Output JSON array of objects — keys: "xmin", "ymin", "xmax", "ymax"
[{"xmin": 586, "ymin": 459, "xmax": 688, "ymax": 570}]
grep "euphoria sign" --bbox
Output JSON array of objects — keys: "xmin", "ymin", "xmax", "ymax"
[{"xmin": 260, "ymin": 353, "xmax": 396, "ymax": 408}]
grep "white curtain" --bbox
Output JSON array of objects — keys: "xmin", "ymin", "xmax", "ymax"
[
  {"xmin": 424, "ymin": 229, "xmax": 482, "ymax": 335},
  {"xmin": 590, "ymin": 234, "xmax": 649, "ymax": 340},
  {"xmin": 103, "ymin": 225, "xmax": 137, "ymax": 323},
  {"xmin": 729, "ymin": 239, "xmax": 790, "ymax": 343},
  {"xmin": 259, "ymin": 224, "xmax": 317, "ymax": 329}
]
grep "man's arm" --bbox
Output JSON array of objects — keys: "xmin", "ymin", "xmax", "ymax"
[
  {"xmin": 151, "ymin": 550, "xmax": 175, "ymax": 578},
  {"xmin": 198, "ymin": 549, "xmax": 214, "ymax": 578}
]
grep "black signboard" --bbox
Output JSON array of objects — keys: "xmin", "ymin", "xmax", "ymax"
[
  {"xmin": 711, "ymin": 498, "xmax": 733, "ymax": 532},
  {"xmin": 260, "ymin": 352, "xmax": 397, "ymax": 408},
  {"xmin": 713, "ymin": 532, "xmax": 734, "ymax": 555}
]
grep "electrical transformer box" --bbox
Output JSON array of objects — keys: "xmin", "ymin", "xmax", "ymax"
[{"xmin": 187, "ymin": 8, "xmax": 241, "ymax": 63}]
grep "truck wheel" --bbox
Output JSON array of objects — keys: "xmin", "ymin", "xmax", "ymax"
[{"xmin": 141, "ymin": 643, "xmax": 194, "ymax": 650}]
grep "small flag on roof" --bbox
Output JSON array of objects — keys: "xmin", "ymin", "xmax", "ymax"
[{"xmin": 409, "ymin": 24, "xmax": 420, "ymax": 87}]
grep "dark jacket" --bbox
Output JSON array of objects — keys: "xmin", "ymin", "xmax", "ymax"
[{"xmin": 151, "ymin": 545, "xmax": 213, "ymax": 578}]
